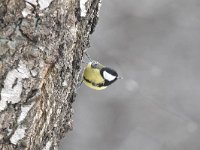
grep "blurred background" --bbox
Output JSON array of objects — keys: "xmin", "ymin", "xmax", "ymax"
[{"xmin": 60, "ymin": 0, "xmax": 200, "ymax": 150}]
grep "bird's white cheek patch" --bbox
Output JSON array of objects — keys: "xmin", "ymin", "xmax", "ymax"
[{"xmin": 103, "ymin": 71, "xmax": 116, "ymax": 81}]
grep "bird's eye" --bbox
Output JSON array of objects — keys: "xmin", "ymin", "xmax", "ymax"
[{"xmin": 91, "ymin": 62, "xmax": 98, "ymax": 68}]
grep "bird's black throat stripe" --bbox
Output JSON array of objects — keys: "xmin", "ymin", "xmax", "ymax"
[{"xmin": 83, "ymin": 76, "xmax": 105, "ymax": 87}]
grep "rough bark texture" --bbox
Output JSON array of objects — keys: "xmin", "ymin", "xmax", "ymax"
[{"xmin": 0, "ymin": 0, "xmax": 101, "ymax": 149}]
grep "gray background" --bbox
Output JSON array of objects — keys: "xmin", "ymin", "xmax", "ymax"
[{"xmin": 60, "ymin": 0, "xmax": 200, "ymax": 150}]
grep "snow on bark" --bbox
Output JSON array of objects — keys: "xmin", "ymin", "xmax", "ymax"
[
  {"xmin": 0, "ymin": 61, "xmax": 30, "ymax": 111},
  {"xmin": 22, "ymin": 2, "xmax": 33, "ymax": 17},
  {"xmin": 17, "ymin": 103, "xmax": 35, "ymax": 123},
  {"xmin": 10, "ymin": 126, "xmax": 26, "ymax": 145},
  {"xmin": 38, "ymin": 0, "xmax": 53, "ymax": 10},
  {"xmin": 80, "ymin": 0, "xmax": 88, "ymax": 17},
  {"xmin": 42, "ymin": 141, "xmax": 52, "ymax": 150}
]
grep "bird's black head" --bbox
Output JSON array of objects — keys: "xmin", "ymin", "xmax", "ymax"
[{"xmin": 100, "ymin": 67, "xmax": 118, "ymax": 86}]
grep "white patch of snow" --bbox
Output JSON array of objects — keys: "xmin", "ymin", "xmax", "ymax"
[
  {"xmin": 18, "ymin": 103, "xmax": 35, "ymax": 123},
  {"xmin": 22, "ymin": 2, "xmax": 34, "ymax": 17},
  {"xmin": 31, "ymin": 69, "xmax": 38, "ymax": 77},
  {"xmin": 0, "ymin": 61, "xmax": 30, "ymax": 111},
  {"xmin": 10, "ymin": 126, "xmax": 26, "ymax": 145},
  {"xmin": 22, "ymin": 8, "xmax": 31, "ymax": 17},
  {"xmin": 7, "ymin": 128, "xmax": 13, "ymax": 136},
  {"xmin": 70, "ymin": 26, "xmax": 77, "ymax": 38},
  {"xmin": 43, "ymin": 141, "xmax": 52, "ymax": 150},
  {"xmin": 80, "ymin": 0, "xmax": 88, "ymax": 17},
  {"xmin": 26, "ymin": 0, "xmax": 37, "ymax": 5},
  {"xmin": 62, "ymin": 80, "xmax": 67, "ymax": 86},
  {"xmin": 38, "ymin": 0, "xmax": 53, "ymax": 10},
  {"xmin": 97, "ymin": 0, "xmax": 102, "ymax": 16}
]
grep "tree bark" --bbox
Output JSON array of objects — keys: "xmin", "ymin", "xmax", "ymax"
[{"xmin": 0, "ymin": 0, "xmax": 101, "ymax": 149}]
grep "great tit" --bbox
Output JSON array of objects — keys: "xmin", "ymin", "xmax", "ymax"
[{"xmin": 83, "ymin": 61, "xmax": 120, "ymax": 90}]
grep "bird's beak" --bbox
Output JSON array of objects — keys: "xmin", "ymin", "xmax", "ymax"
[{"xmin": 117, "ymin": 76, "xmax": 123, "ymax": 79}]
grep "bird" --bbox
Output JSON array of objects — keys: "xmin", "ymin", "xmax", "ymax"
[{"xmin": 83, "ymin": 61, "xmax": 121, "ymax": 90}]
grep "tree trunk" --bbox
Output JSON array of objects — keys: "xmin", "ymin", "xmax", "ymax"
[{"xmin": 0, "ymin": 0, "xmax": 101, "ymax": 149}]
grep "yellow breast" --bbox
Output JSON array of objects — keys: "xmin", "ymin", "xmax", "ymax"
[{"xmin": 83, "ymin": 62, "xmax": 107, "ymax": 90}]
